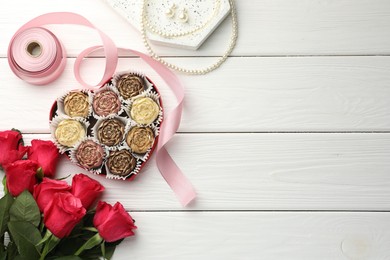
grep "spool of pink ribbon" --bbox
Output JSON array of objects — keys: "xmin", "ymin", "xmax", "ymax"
[
  {"xmin": 8, "ymin": 12, "xmax": 118, "ymax": 90},
  {"xmin": 8, "ymin": 27, "xmax": 66, "ymax": 85},
  {"xmin": 7, "ymin": 12, "xmax": 196, "ymax": 206}
]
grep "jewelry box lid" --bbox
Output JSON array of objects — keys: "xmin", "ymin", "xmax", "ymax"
[{"xmin": 104, "ymin": 0, "xmax": 231, "ymax": 50}]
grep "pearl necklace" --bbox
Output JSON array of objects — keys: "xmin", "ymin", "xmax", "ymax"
[
  {"xmin": 140, "ymin": 0, "xmax": 238, "ymax": 75},
  {"xmin": 144, "ymin": 0, "xmax": 222, "ymax": 38}
]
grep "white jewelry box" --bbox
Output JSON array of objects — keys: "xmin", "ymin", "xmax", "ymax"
[{"xmin": 104, "ymin": 0, "xmax": 231, "ymax": 50}]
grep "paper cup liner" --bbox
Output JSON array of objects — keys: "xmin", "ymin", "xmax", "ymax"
[
  {"xmin": 105, "ymin": 147, "xmax": 142, "ymax": 180},
  {"xmin": 56, "ymin": 89, "xmax": 93, "ymax": 118},
  {"xmin": 91, "ymin": 84, "xmax": 125, "ymax": 120},
  {"xmin": 69, "ymin": 137, "xmax": 108, "ymax": 174},
  {"xmin": 112, "ymin": 70, "xmax": 154, "ymax": 102},
  {"xmin": 124, "ymin": 91, "xmax": 163, "ymax": 127},
  {"xmin": 92, "ymin": 115, "xmax": 130, "ymax": 151},
  {"xmin": 50, "ymin": 115, "xmax": 90, "ymax": 153}
]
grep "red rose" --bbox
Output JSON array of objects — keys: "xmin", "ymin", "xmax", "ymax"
[
  {"xmin": 44, "ymin": 192, "xmax": 86, "ymax": 238},
  {"xmin": 4, "ymin": 160, "xmax": 38, "ymax": 197},
  {"xmin": 28, "ymin": 140, "xmax": 59, "ymax": 177},
  {"xmin": 93, "ymin": 201, "xmax": 137, "ymax": 242},
  {"xmin": 71, "ymin": 174, "xmax": 105, "ymax": 210},
  {"xmin": 0, "ymin": 130, "xmax": 28, "ymax": 167},
  {"xmin": 33, "ymin": 178, "xmax": 71, "ymax": 212}
]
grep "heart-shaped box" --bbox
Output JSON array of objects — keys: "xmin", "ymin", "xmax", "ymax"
[{"xmin": 49, "ymin": 71, "xmax": 163, "ymax": 181}]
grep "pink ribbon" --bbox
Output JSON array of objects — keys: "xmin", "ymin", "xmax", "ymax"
[
  {"xmin": 8, "ymin": 12, "xmax": 196, "ymax": 206},
  {"xmin": 8, "ymin": 12, "xmax": 117, "ymax": 89}
]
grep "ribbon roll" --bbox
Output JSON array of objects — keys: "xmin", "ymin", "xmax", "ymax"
[
  {"xmin": 8, "ymin": 12, "xmax": 118, "ymax": 90},
  {"xmin": 8, "ymin": 12, "xmax": 196, "ymax": 206},
  {"xmin": 8, "ymin": 27, "xmax": 66, "ymax": 85}
]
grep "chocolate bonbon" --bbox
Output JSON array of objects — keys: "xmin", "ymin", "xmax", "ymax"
[
  {"xmin": 75, "ymin": 140, "xmax": 104, "ymax": 169},
  {"xmin": 107, "ymin": 150, "xmax": 136, "ymax": 176},
  {"xmin": 93, "ymin": 89, "xmax": 121, "ymax": 117},
  {"xmin": 117, "ymin": 74, "xmax": 145, "ymax": 100},
  {"xmin": 97, "ymin": 118, "xmax": 125, "ymax": 147},
  {"xmin": 55, "ymin": 119, "xmax": 86, "ymax": 147},
  {"xmin": 130, "ymin": 97, "xmax": 160, "ymax": 125},
  {"xmin": 126, "ymin": 127, "xmax": 155, "ymax": 154},
  {"xmin": 64, "ymin": 91, "xmax": 90, "ymax": 117}
]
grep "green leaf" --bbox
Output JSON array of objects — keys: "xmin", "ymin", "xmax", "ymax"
[
  {"xmin": 36, "ymin": 229, "xmax": 52, "ymax": 247},
  {"xmin": 6, "ymin": 241, "xmax": 18, "ymax": 260},
  {"xmin": 1, "ymin": 176, "xmax": 7, "ymax": 195},
  {"xmin": 9, "ymin": 191, "xmax": 41, "ymax": 227},
  {"xmin": 101, "ymin": 242, "xmax": 105, "ymax": 258},
  {"xmin": 74, "ymin": 233, "xmax": 103, "ymax": 256},
  {"xmin": 0, "ymin": 193, "xmax": 13, "ymax": 236},
  {"xmin": 7, "ymin": 221, "xmax": 42, "ymax": 259},
  {"xmin": 39, "ymin": 232, "xmax": 60, "ymax": 260},
  {"xmin": 104, "ymin": 243, "xmax": 117, "ymax": 260},
  {"xmin": 0, "ymin": 248, "xmax": 6, "ymax": 260}
]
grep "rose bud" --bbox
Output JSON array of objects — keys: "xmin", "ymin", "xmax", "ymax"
[
  {"xmin": 93, "ymin": 201, "xmax": 137, "ymax": 242},
  {"xmin": 33, "ymin": 178, "xmax": 71, "ymax": 212},
  {"xmin": 4, "ymin": 160, "xmax": 38, "ymax": 197},
  {"xmin": 71, "ymin": 174, "xmax": 104, "ymax": 210},
  {"xmin": 28, "ymin": 140, "xmax": 59, "ymax": 177},
  {"xmin": 44, "ymin": 192, "xmax": 86, "ymax": 238},
  {"xmin": 0, "ymin": 130, "xmax": 28, "ymax": 167}
]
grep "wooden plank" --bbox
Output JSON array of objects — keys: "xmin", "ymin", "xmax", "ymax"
[
  {"xmin": 1, "ymin": 0, "xmax": 390, "ymax": 57},
  {"xmin": 1, "ymin": 133, "xmax": 387, "ymax": 211},
  {"xmin": 113, "ymin": 212, "xmax": 390, "ymax": 259},
  {"xmin": 1, "ymin": 56, "xmax": 390, "ymax": 132}
]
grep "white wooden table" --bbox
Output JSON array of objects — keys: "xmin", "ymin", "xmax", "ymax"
[{"xmin": 1, "ymin": 1, "xmax": 390, "ymax": 259}]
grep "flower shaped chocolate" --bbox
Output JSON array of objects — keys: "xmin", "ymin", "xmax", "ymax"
[
  {"xmin": 64, "ymin": 91, "xmax": 90, "ymax": 117},
  {"xmin": 107, "ymin": 150, "xmax": 136, "ymax": 176},
  {"xmin": 117, "ymin": 74, "xmax": 145, "ymax": 100},
  {"xmin": 55, "ymin": 119, "xmax": 86, "ymax": 147},
  {"xmin": 76, "ymin": 140, "xmax": 104, "ymax": 169},
  {"xmin": 130, "ymin": 97, "xmax": 160, "ymax": 125},
  {"xmin": 97, "ymin": 119, "xmax": 125, "ymax": 147},
  {"xmin": 126, "ymin": 127, "xmax": 155, "ymax": 154},
  {"xmin": 93, "ymin": 90, "xmax": 121, "ymax": 117}
]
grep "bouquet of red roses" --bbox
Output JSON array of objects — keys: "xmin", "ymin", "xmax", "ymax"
[{"xmin": 0, "ymin": 130, "xmax": 137, "ymax": 260}]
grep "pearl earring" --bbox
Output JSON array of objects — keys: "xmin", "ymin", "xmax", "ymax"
[
  {"xmin": 165, "ymin": 3, "xmax": 176, "ymax": 19},
  {"xmin": 178, "ymin": 8, "xmax": 189, "ymax": 23}
]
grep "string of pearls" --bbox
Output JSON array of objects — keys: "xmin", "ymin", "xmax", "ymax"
[
  {"xmin": 144, "ymin": 0, "xmax": 222, "ymax": 38},
  {"xmin": 140, "ymin": 0, "xmax": 238, "ymax": 75}
]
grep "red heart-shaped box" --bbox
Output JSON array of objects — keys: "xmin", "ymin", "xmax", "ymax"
[{"xmin": 49, "ymin": 72, "xmax": 163, "ymax": 181}]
